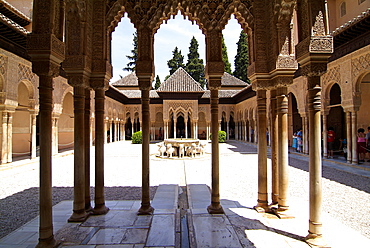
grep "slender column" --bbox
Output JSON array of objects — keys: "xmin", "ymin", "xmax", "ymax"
[
  {"xmin": 104, "ymin": 120, "xmax": 107, "ymax": 143},
  {"xmin": 322, "ymin": 114, "xmax": 328, "ymax": 158},
  {"xmin": 206, "ymin": 122, "xmax": 210, "ymax": 140},
  {"xmin": 174, "ymin": 120, "xmax": 177, "ymax": 138},
  {"xmin": 351, "ymin": 111, "xmax": 358, "ymax": 164},
  {"xmin": 270, "ymin": 91, "xmax": 279, "ymax": 205},
  {"xmin": 123, "ymin": 123, "xmax": 126, "ymax": 140},
  {"xmin": 38, "ymin": 75, "xmax": 56, "ymax": 246},
  {"xmin": 307, "ymin": 79, "xmax": 323, "ymax": 240},
  {"xmin": 303, "ymin": 116, "xmax": 309, "ymax": 154},
  {"xmin": 185, "ymin": 120, "xmax": 188, "ymax": 138},
  {"xmin": 7, "ymin": 112, "xmax": 12, "ymax": 163},
  {"xmin": 346, "ymin": 112, "xmax": 352, "ymax": 163},
  {"xmin": 93, "ymin": 88, "xmax": 109, "ymax": 214},
  {"xmin": 195, "ymin": 121, "xmax": 198, "ymax": 139},
  {"xmin": 255, "ymin": 89, "xmax": 268, "ymax": 212},
  {"xmin": 68, "ymin": 85, "xmax": 88, "ymax": 222},
  {"xmin": 138, "ymin": 88, "xmax": 154, "ymax": 214},
  {"xmin": 226, "ymin": 121, "xmax": 229, "ymax": 140},
  {"xmin": 52, "ymin": 116, "xmax": 59, "ymax": 155},
  {"xmin": 109, "ymin": 121, "xmax": 113, "ymax": 143},
  {"xmin": 84, "ymin": 89, "xmax": 92, "ymax": 212},
  {"xmin": 1, "ymin": 112, "xmax": 8, "ymax": 164},
  {"xmin": 31, "ymin": 113, "xmax": 37, "ymax": 159},
  {"xmin": 207, "ymin": 88, "xmax": 224, "ymax": 214},
  {"xmin": 276, "ymin": 94, "xmax": 290, "ymax": 215}
]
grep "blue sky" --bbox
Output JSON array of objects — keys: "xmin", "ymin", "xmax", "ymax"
[{"xmin": 111, "ymin": 13, "xmax": 242, "ymax": 84}]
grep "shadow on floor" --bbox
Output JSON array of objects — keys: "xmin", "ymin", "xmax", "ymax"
[{"xmin": 0, "ymin": 186, "xmax": 157, "ymax": 239}]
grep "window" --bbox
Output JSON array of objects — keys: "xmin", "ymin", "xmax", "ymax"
[{"xmin": 340, "ymin": 2, "xmax": 346, "ymax": 17}]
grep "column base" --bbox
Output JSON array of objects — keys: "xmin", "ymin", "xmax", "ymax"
[
  {"xmin": 36, "ymin": 235, "xmax": 60, "ymax": 248},
  {"xmin": 305, "ymin": 233, "xmax": 329, "ymax": 247},
  {"xmin": 138, "ymin": 204, "xmax": 154, "ymax": 215},
  {"xmin": 68, "ymin": 210, "xmax": 89, "ymax": 222},
  {"xmin": 271, "ymin": 206, "xmax": 295, "ymax": 219},
  {"xmin": 92, "ymin": 204, "xmax": 110, "ymax": 215},
  {"xmin": 254, "ymin": 201, "xmax": 269, "ymax": 213},
  {"xmin": 207, "ymin": 203, "xmax": 224, "ymax": 214}
]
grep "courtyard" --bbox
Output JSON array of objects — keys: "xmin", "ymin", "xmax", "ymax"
[{"xmin": 0, "ymin": 140, "xmax": 369, "ymax": 247}]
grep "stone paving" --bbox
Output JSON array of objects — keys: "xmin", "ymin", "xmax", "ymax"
[{"xmin": 0, "ymin": 140, "xmax": 369, "ymax": 247}]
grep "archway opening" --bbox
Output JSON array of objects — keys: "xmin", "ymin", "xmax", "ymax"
[
  {"xmin": 327, "ymin": 83, "xmax": 345, "ymax": 152},
  {"xmin": 289, "ymin": 93, "xmax": 302, "ymax": 147},
  {"xmin": 175, "ymin": 115, "xmax": 184, "ymax": 138}
]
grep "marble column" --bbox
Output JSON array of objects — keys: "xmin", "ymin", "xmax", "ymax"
[
  {"xmin": 346, "ymin": 112, "xmax": 352, "ymax": 163},
  {"xmin": 30, "ymin": 113, "xmax": 37, "ymax": 159},
  {"xmin": 276, "ymin": 94, "xmax": 290, "ymax": 215},
  {"xmin": 307, "ymin": 79, "xmax": 323, "ymax": 241},
  {"xmin": 174, "ymin": 120, "xmax": 177, "ymax": 138},
  {"xmin": 255, "ymin": 89, "xmax": 268, "ymax": 212},
  {"xmin": 68, "ymin": 85, "xmax": 89, "ymax": 222},
  {"xmin": 38, "ymin": 75, "xmax": 55, "ymax": 245},
  {"xmin": 84, "ymin": 89, "xmax": 92, "ymax": 212},
  {"xmin": 322, "ymin": 114, "xmax": 328, "ymax": 158},
  {"xmin": 1, "ymin": 112, "xmax": 8, "ymax": 164},
  {"xmin": 93, "ymin": 88, "xmax": 109, "ymax": 215},
  {"xmin": 351, "ymin": 111, "xmax": 358, "ymax": 164},
  {"xmin": 270, "ymin": 90, "xmax": 279, "ymax": 205},
  {"xmin": 52, "ymin": 116, "xmax": 59, "ymax": 155},
  {"xmin": 104, "ymin": 120, "xmax": 107, "ymax": 144},
  {"xmin": 207, "ymin": 88, "xmax": 224, "ymax": 214},
  {"xmin": 138, "ymin": 87, "xmax": 154, "ymax": 214},
  {"xmin": 7, "ymin": 112, "xmax": 12, "ymax": 163},
  {"xmin": 303, "ymin": 116, "xmax": 309, "ymax": 154}
]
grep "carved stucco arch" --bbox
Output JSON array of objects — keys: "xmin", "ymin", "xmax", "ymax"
[
  {"xmin": 353, "ymin": 69, "xmax": 370, "ymax": 110},
  {"xmin": 17, "ymin": 79, "xmax": 36, "ymax": 109},
  {"xmin": 107, "ymin": 1, "xmax": 254, "ymax": 36}
]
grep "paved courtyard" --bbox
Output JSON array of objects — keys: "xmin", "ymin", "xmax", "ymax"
[{"xmin": 0, "ymin": 140, "xmax": 369, "ymax": 247}]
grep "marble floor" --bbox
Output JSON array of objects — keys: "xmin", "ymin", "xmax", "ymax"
[
  {"xmin": 1, "ymin": 183, "xmax": 370, "ymax": 247},
  {"xmin": 1, "ymin": 140, "xmax": 370, "ymax": 248}
]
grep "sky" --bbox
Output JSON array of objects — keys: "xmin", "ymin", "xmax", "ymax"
[{"xmin": 110, "ymin": 13, "xmax": 242, "ymax": 84}]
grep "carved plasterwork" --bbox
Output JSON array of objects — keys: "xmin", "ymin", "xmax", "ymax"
[
  {"xmin": 0, "ymin": 55, "xmax": 7, "ymax": 75},
  {"xmin": 276, "ymin": 37, "xmax": 298, "ymax": 69},
  {"xmin": 18, "ymin": 63, "xmax": 37, "ymax": 85},
  {"xmin": 352, "ymin": 52, "xmax": 370, "ymax": 79},
  {"xmin": 322, "ymin": 65, "xmax": 340, "ymax": 85}
]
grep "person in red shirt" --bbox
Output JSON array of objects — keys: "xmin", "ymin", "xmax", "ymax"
[{"xmin": 327, "ymin": 127, "xmax": 336, "ymax": 158}]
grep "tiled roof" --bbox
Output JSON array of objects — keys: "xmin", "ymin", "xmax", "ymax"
[
  {"xmin": 221, "ymin": 72, "xmax": 249, "ymax": 86},
  {"xmin": 157, "ymin": 67, "xmax": 204, "ymax": 92},
  {"xmin": 111, "ymin": 72, "xmax": 138, "ymax": 87},
  {"xmin": 0, "ymin": 0, "xmax": 31, "ymax": 26},
  {"xmin": 331, "ymin": 8, "xmax": 370, "ymax": 36},
  {"xmin": 0, "ymin": 12, "xmax": 29, "ymax": 34},
  {"xmin": 202, "ymin": 90, "xmax": 241, "ymax": 98},
  {"xmin": 119, "ymin": 90, "xmax": 160, "ymax": 98}
]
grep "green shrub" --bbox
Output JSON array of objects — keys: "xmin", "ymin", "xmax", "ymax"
[
  {"xmin": 210, "ymin": 130, "xmax": 227, "ymax": 143},
  {"xmin": 132, "ymin": 131, "xmax": 142, "ymax": 144}
]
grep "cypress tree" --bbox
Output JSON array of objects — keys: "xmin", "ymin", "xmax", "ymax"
[
  {"xmin": 123, "ymin": 31, "xmax": 138, "ymax": 72},
  {"xmin": 185, "ymin": 36, "xmax": 205, "ymax": 88},
  {"xmin": 222, "ymin": 35, "xmax": 232, "ymax": 74},
  {"xmin": 167, "ymin": 47, "xmax": 185, "ymax": 75},
  {"xmin": 154, "ymin": 75, "xmax": 161, "ymax": 89},
  {"xmin": 233, "ymin": 31, "xmax": 249, "ymax": 82}
]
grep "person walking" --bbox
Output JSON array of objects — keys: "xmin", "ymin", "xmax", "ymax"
[
  {"xmin": 366, "ymin": 126, "xmax": 370, "ymax": 162},
  {"xmin": 357, "ymin": 128, "xmax": 367, "ymax": 164},
  {"xmin": 327, "ymin": 127, "xmax": 336, "ymax": 158}
]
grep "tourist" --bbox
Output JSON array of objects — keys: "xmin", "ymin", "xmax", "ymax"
[
  {"xmin": 327, "ymin": 127, "xmax": 335, "ymax": 158},
  {"xmin": 366, "ymin": 127, "xmax": 370, "ymax": 162},
  {"xmin": 357, "ymin": 128, "xmax": 366, "ymax": 164},
  {"xmin": 292, "ymin": 131, "xmax": 298, "ymax": 152},
  {"xmin": 297, "ymin": 128, "xmax": 303, "ymax": 153}
]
